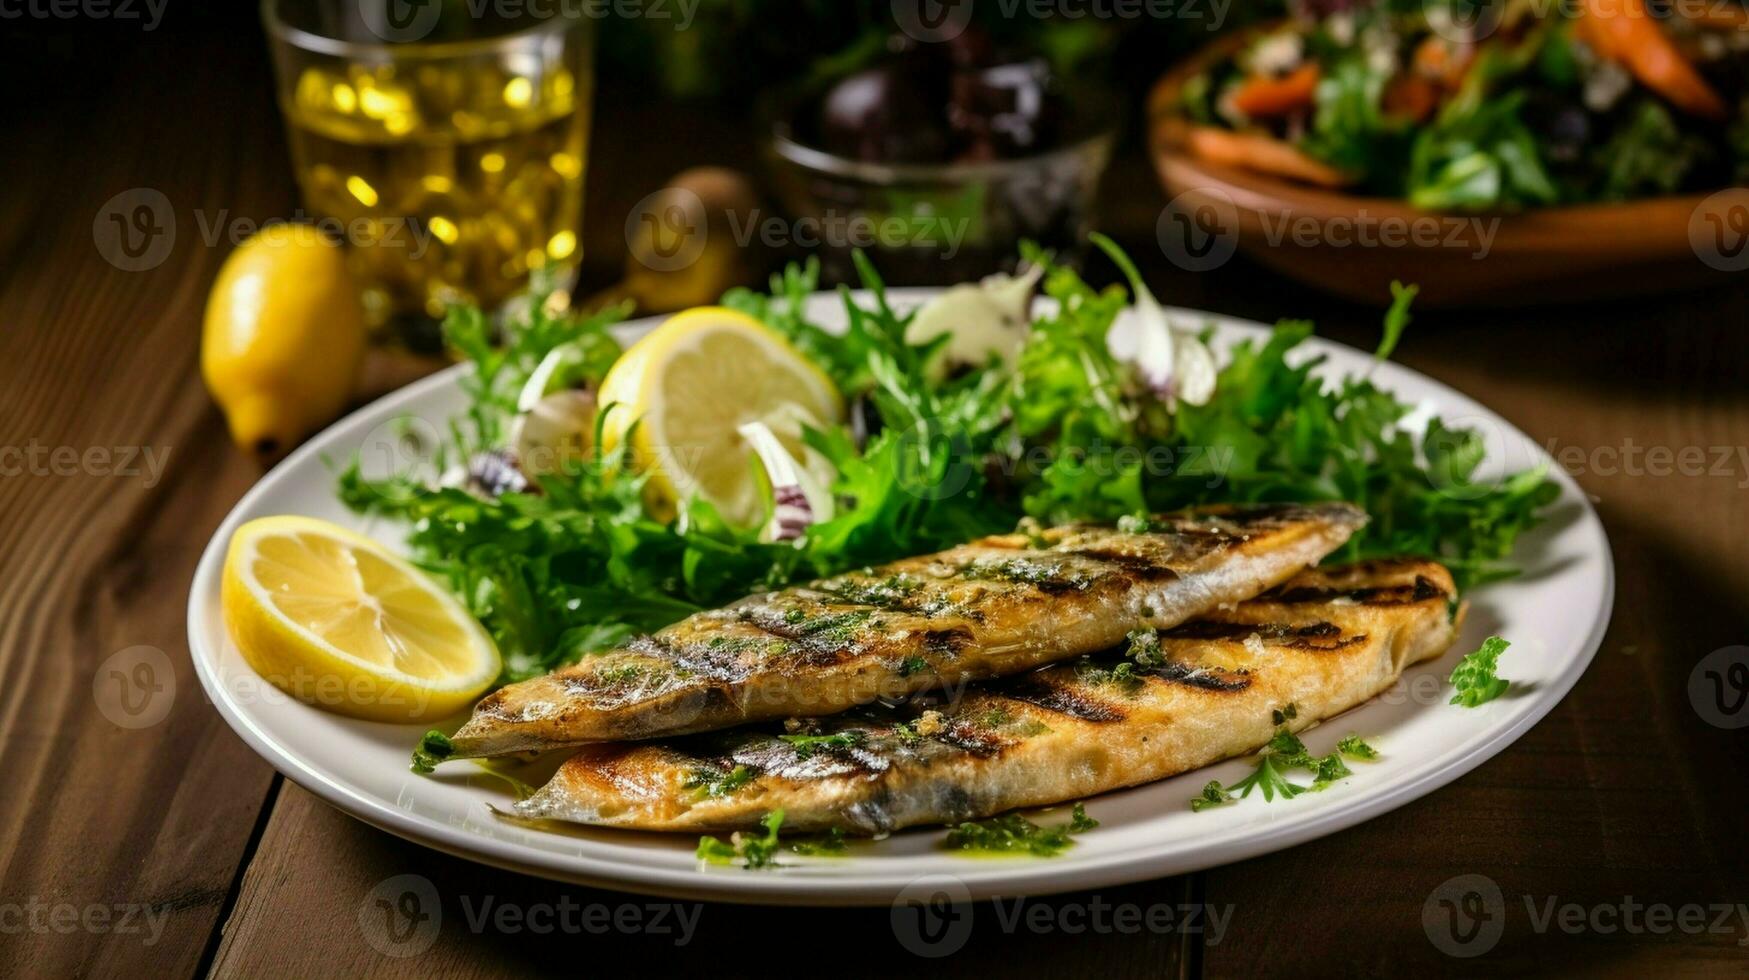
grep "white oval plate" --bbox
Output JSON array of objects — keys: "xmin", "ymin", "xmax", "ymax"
[{"xmin": 189, "ymin": 290, "xmax": 1612, "ymax": 905}]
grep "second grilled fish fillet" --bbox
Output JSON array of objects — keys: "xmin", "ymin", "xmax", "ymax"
[
  {"xmin": 447, "ymin": 503, "xmax": 1366, "ymax": 758},
  {"xmin": 514, "ymin": 559, "xmax": 1463, "ymax": 833}
]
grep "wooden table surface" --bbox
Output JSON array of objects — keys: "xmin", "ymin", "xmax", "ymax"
[{"xmin": 4, "ymin": 15, "xmax": 1747, "ymax": 980}]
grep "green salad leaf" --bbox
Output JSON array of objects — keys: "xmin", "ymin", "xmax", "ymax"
[
  {"xmin": 1408, "ymin": 56, "xmax": 1560, "ymax": 212},
  {"xmin": 1594, "ymin": 98, "xmax": 1714, "ymax": 202},
  {"xmin": 340, "ymin": 241, "xmax": 1555, "ymax": 690}
]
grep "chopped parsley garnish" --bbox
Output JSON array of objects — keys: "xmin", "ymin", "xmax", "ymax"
[
  {"xmin": 823, "ymin": 574, "xmax": 923, "ymax": 607},
  {"xmin": 785, "ymin": 610, "xmax": 876, "ymax": 641},
  {"xmin": 1309, "ymin": 752, "xmax": 1352, "ymax": 787},
  {"xmin": 1074, "ymin": 658, "xmax": 1145, "ymax": 695},
  {"xmin": 944, "ymin": 803, "xmax": 1098, "ymax": 856},
  {"xmin": 1337, "ymin": 734, "xmax": 1378, "ymax": 760},
  {"xmin": 410, "ymin": 730, "xmax": 454, "ymax": 774},
  {"xmin": 1222, "ymin": 729, "xmax": 1313, "ymax": 802},
  {"xmin": 594, "ymin": 662, "xmax": 644, "ymax": 684},
  {"xmin": 697, "ymin": 810, "xmax": 785, "ymax": 870},
  {"xmin": 1016, "ymin": 518, "xmax": 1052, "ymax": 549},
  {"xmin": 1449, "ymin": 635, "xmax": 1512, "ymax": 707},
  {"xmin": 1192, "ymin": 724, "xmax": 1378, "ymax": 811},
  {"xmin": 1190, "ymin": 780, "xmax": 1234, "ymax": 812},
  {"xmin": 1125, "ymin": 629, "xmax": 1165, "ymax": 668},
  {"xmin": 788, "ymin": 827, "xmax": 849, "ymax": 856},
  {"xmin": 684, "ymin": 764, "xmax": 754, "ymax": 799},
  {"xmin": 1116, "ymin": 514, "xmax": 1159, "ymax": 534},
  {"xmin": 961, "ymin": 557, "xmax": 1089, "ymax": 591},
  {"xmin": 1272, "ymin": 703, "xmax": 1299, "ymax": 725},
  {"xmin": 898, "ymin": 655, "xmax": 929, "ymax": 677},
  {"xmin": 778, "ymin": 730, "xmax": 866, "ymax": 759}
]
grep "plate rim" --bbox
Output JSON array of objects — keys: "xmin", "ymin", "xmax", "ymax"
[{"xmin": 188, "ymin": 291, "xmax": 1615, "ymax": 905}]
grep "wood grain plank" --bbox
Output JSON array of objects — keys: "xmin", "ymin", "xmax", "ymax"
[
  {"xmin": 0, "ymin": 30, "xmax": 291, "ymax": 978},
  {"xmin": 8, "ymin": 8, "xmax": 1749, "ymax": 976},
  {"xmin": 211, "ymin": 783, "xmax": 1193, "ymax": 979}
]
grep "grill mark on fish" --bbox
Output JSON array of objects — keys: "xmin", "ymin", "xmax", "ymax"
[
  {"xmin": 731, "ymin": 608, "xmax": 883, "ymax": 667},
  {"xmin": 1060, "ymin": 549, "xmax": 1186, "ymax": 580},
  {"xmin": 1141, "ymin": 659, "xmax": 1254, "ymax": 691},
  {"xmin": 922, "ymin": 628, "xmax": 974, "ymax": 658},
  {"xmin": 1162, "ymin": 619, "xmax": 1365, "ymax": 653},
  {"xmin": 999, "ymin": 679, "xmax": 1127, "ymax": 722},
  {"xmin": 930, "ymin": 720, "xmax": 1012, "ymax": 757},
  {"xmin": 1262, "ymin": 575, "xmax": 1447, "ymax": 607},
  {"xmin": 447, "ymin": 503, "xmax": 1368, "ymax": 757}
]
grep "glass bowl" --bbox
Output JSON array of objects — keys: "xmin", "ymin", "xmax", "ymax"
[{"xmin": 761, "ymin": 87, "xmax": 1117, "ymax": 285}]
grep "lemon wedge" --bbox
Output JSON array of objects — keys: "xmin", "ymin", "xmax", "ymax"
[
  {"xmin": 597, "ymin": 306, "xmax": 842, "ymax": 525},
  {"xmin": 221, "ymin": 515, "xmax": 499, "ymax": 722}
]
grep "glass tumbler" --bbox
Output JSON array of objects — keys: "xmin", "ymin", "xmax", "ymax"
[{"xmin": 262, "ymin": 0, "xmax": 593, "ymax": 337}]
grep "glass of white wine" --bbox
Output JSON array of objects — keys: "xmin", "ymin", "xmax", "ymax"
[{"xmin": 262, "ymin": 0, "xmax": 593, "ymax": 341}]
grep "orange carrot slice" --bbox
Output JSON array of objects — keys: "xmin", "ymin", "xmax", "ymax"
[
  {"xmin": 1185, "ymin": 126, "xmax": 1352, "ymax": 187},
  {"xmin": 1580, "ymin": 0, "xmax": 1728, "ymax": 119},
  {"xmin": 1383, "ymin": 73, "xmax": 1440, "ymax": 123},
  {"xmin": 1230, "ymin": 63, "xmax": 1321, "ymax": 118}
]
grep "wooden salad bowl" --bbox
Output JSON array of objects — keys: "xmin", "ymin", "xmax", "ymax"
[{"xmin": 1145, "ymin": 27, "xmax": 1743, "ymax": 308}]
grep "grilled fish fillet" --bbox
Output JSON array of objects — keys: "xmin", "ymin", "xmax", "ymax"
[
  {"xmin": 447, "ymin": 503, "xmax": 1366, "ymax": 758},
  {"xmin": 514, "ymin": 558, "xmax": 1462, "ymax": 833}
]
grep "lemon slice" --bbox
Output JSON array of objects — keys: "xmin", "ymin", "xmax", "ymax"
[
  {"xmin": 597, "ymin": 306, "xmax": 842, "ymax": 525},
  {"xmin": 221, "ymin": 515, "xmax": 499, "ymax": 722}
]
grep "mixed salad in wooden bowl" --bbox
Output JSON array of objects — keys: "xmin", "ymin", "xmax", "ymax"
[{"xmin": 1160, "ymin": 0, "xmax": 1748, "ymax": 209}]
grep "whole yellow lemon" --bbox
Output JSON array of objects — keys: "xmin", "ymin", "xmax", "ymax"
[{"xmin": 202, "ymin": 224, "xmax": 367, "ymax": 461}]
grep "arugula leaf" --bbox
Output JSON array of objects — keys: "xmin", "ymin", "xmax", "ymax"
[
  {"xmin": 1302, "ymin": 52, "xmax": 1408, "ymax": 187},
  {"xmin": 1374, "ymin": 282, "xmax": 1417, "ymax": 363},
  {"xmin": 1449, "ymin": 635, "xmax": 1512, "ymax": 707},
  {"xmin": 1406, "ymin": 48, "xmax": 1560, "ymax": 211}
]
